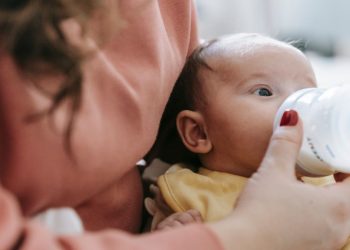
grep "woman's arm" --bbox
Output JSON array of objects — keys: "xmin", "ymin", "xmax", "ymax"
[
  {"xmin": 1, "ymin": 111, "xmax": 350, "ymax": 250},
  {"xmin": 0, "ymin": 188, "xmax": 222, "ymax": 250}
]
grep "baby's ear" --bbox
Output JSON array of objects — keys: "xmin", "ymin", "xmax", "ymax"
[{"xmin": 176, "ymin": 110, "xmax": 212, "ymax": 154}]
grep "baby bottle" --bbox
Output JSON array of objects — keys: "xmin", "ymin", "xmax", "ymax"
[{"xmin": 274, "ymin": 85, "xmax": 350, "ymax": 176}]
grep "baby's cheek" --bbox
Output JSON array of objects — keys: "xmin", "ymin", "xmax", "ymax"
[{"xmin": 251, "ymin": 127, "xmax": 274, "ymax": 164}]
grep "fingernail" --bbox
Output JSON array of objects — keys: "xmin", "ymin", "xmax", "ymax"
[{"xmin": 280, "ymin": 109, "xmax": 298, "ymax": 126}]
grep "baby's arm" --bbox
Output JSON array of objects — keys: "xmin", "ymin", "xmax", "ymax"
[{"xmin": 145, "ymin": 185, "xmax": 202, "ymax": 231}]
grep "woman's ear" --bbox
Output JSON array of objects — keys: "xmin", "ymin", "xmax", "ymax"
[{"xmin": 176, "ymin": 110, "xmax": 212, "ymax": 154}]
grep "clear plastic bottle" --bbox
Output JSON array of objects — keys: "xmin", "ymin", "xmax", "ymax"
[{"xmin": 274, "ymin": 85, "xmax": 350, "ymax": 176}]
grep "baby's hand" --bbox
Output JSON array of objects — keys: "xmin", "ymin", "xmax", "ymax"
[
  {"xmin": 155, "ymin": 209, "xmax": 203, "ymax": 231},
  {"xmin": 145, "ymin": 184, "xmax": 203, "ymax": 231}
]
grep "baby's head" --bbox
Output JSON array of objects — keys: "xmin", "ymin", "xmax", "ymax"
[{"xmin": 154, "ymin": 33, "xmax": 316, "ymax": 177}]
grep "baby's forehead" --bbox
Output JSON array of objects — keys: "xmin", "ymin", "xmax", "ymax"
[
  {"xmin": 206, "ymin": 34, "xmax": 295, "ymax": 60},
  {"xmin": 196, "ymin": 34, "xmax": 311, "ymax": 89},
  {"xmin": 200, "ymin": 34, "xmax": 302, "ymax": 75}
]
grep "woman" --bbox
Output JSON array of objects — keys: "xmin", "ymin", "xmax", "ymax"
[{"xmin": 0, "ymin": 0, "xmax": 350, "ymax": 249}]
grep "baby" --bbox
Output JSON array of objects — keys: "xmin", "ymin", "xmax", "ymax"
[{"xmin": 145, "ymin": 34, "xmax": 345, "ymax": 245}]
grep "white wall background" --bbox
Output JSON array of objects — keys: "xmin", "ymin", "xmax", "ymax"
[
  {"xmin": 196, "ymin": 0, "xmax": 271, "ymax": 38},
  {"xmin": 195, "ymin": 0, "xmax": 350, "ymax": 86}
]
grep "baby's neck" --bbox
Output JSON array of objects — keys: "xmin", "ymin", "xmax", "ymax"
[{"xmin": 201, "ymin": 163, "xmax": 255, "ymax": 178}]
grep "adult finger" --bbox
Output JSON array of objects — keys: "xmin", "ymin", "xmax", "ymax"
[{"xmin": 259, "ymin": 110, "xmax": 303, "ymax": 177}]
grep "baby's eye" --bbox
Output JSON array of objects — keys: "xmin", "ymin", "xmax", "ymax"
[{"xmin": 253, "ymin": 87, "xmax": 273, "ymax": 97}]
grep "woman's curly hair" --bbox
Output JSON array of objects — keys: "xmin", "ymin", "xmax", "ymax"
[{"xmin": 0, "ymin": 0, "xmax": 110, "ymax": 153}]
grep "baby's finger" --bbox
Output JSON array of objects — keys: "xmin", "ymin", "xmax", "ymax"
[
  {"xmin": 156, "ymin": 215, "xmax": 183, "ymax": 230},
  {"xmin": 173, "ymin": 210, "xmax": 202, "ymax": 224},
  {"xmin": 186, "ymin": 209, "xmax": 203, "ymax": 222},
  {"xmin": 156, "ymin": 210, "xmax": 201, "ymax": 230},
  {"xmin": 149, "ymin": 184, "xmax": 173, "ymax": 214},
  {"xmin": 157, "ymin": 220, "xmax": 183, "ymax": 231},
  {"xmin": 150, "ymin": 184, "xmax": 160, "ymax": 196}
]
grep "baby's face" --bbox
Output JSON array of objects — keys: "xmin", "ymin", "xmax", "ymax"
[{"xmin": 199, "ymin": 39, "xmax": 316, "ymax": 177}]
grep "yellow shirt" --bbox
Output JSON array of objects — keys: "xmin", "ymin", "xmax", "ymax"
[
  {"xmin": 158, "ymin": 163, "xmax": 247, "ymax": 222},
  {"xmin": 158, "ymin": 164, "xmax": 350, "ymax": 250}
]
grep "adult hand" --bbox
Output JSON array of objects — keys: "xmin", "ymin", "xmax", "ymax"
[{"xmin": 209, "ymin": 110, "xmax": 350, "ymax": 250}]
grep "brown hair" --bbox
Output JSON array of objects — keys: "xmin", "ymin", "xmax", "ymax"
[
  {"xmin": 145, "ymin": 40, "xmax": 217, "ymax": 165},
  {"xmin": 0, "ymin": 0, "xmax": 112, "ymax": 153}
]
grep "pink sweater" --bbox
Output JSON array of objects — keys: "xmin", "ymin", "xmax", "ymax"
[{"xmin": 0, "ymin": 0, "xmax": 223, "ymax": 249}]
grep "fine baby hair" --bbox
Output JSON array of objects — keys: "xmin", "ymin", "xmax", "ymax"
[{"xmin": 146, "ymin": 33, "xmax": 302, "ymax": 167}]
